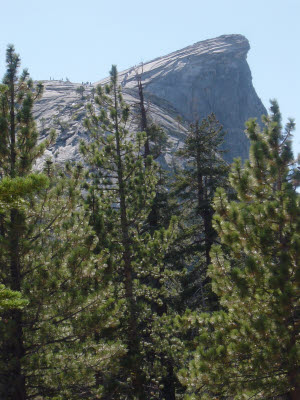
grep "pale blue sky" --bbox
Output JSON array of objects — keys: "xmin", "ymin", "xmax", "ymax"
[{"xmin": 0, "ymin": 0, "xmax": 299, "ymax": 155}]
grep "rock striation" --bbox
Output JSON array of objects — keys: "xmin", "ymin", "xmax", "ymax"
[{"xmin": 34, "ymin": 34, "xmax": 266, "ymax": 168}]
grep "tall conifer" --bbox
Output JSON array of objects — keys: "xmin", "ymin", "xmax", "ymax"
[{"xmin": 81, "ymin": 65, "xmax": 179, "ymax": 399}]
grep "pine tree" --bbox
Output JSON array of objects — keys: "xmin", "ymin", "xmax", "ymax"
[
  {"xmin": 178, "ymin": 101, "xmax": 300, "ymax": 399},
  {"xmin": 172, "ymin": 114, "xmax": 228, "ymax": 309},
  {"xmin": 0, "ymin": 45, "xmax": 53, "ymax": 399},
  {"xmin": 80, "ymin": 65, "xmax": 179, "ymax": 399},
  {"xmin": 0, "ymin": 45, "xmax": 121, "ymax": 399},
  {"xmin": 76, "ymin": 85, "xmax": 85, "ymax": 99}
]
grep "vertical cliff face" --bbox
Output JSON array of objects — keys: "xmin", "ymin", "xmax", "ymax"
[
  {"xmin": 153, "ymin": 36, "xmax": 266, "ymax": 161},
  {"xmin": 34, "ymin": 34, "xmax": 266, "ymax": 166},
  {"xmin": 101, "ymin": 34, "xmax": 266, "ymax": 161}
]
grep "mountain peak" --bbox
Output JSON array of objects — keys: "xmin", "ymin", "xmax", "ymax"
[{"xmin": 34, "ymin": 34, "xmax": 265, "ymax": 168}]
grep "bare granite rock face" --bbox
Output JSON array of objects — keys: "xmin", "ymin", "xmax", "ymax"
[{"xmin": 34, "ymin": 34, "xmax": 266, "ymax": 169}]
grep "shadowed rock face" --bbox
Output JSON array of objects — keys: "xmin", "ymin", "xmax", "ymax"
[{"xmin": 34, "ymin": 34, "xmax": 266, "ymax": 168}]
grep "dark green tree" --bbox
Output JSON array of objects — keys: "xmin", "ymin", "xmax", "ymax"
[
  {"xmin": 179, "ymin": 101, "xmax": 300, "ymax": 399},
  {"xmin": 172, "ymin": 114, "xmax": 229, "ymax": 309}
]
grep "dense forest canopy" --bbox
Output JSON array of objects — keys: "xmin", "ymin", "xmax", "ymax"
[{"xmin": 0, "ymin": 46, "xmax": 299, "ymax": 400}]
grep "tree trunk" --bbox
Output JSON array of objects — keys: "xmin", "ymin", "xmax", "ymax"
[
  {"xmin": 196, "ymin": 144, "xmax": 211, "ymax": 268},
  {"xmin": 113, "ymin": 84, "xmax": 145, "ymax": 398},
  {"xmin": 10, "ymin": 75, "xmax": 16, "ymax": 179},
  {"xmin": 288, "ymin": 371, "xmax": 300, "ymax": 400},
  {"xmin": 287, "ymin": 319, "xmax": 300, "ymax": 400},
  {"xmin": 137, "ymin": 75, "xmax": 150, "ymax": 157},
  {"xmin": 5, "ymin": 72, "xmax": 26, "ymax": 400},
  {"xmin": 161, "ymin": 360, "xmax": 176, "ymax": 400}
]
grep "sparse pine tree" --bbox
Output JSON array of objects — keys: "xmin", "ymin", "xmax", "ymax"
[{"xmin": 81, "ymin": 65, "xmax": 179, "ymax": 399}]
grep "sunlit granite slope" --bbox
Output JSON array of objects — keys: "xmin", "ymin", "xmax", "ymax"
[{"xmin": 34, "ymin": 34, "xmax": 266, "ymax": 168}]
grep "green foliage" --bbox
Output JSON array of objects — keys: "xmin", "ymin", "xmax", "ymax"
[
  {"xmin": 0, "ymin": 284, "xmax": 28, "ymax": 313},
  {"xmin": 179, "ymin": 101, "xmax": 300, "ymax": 399},
  {"xmin": 0, "ymin": 174, "xmax": 49, "ymax": 211}
]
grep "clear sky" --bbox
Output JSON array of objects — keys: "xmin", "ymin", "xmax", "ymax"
[{"xmin": 0, "ymin": 0, "xmax": 299, "ymax": 155}]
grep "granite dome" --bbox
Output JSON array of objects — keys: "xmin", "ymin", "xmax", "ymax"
[{"xmin": 34, "ymin": 34, "xmax": 266, "ymax": 168}]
